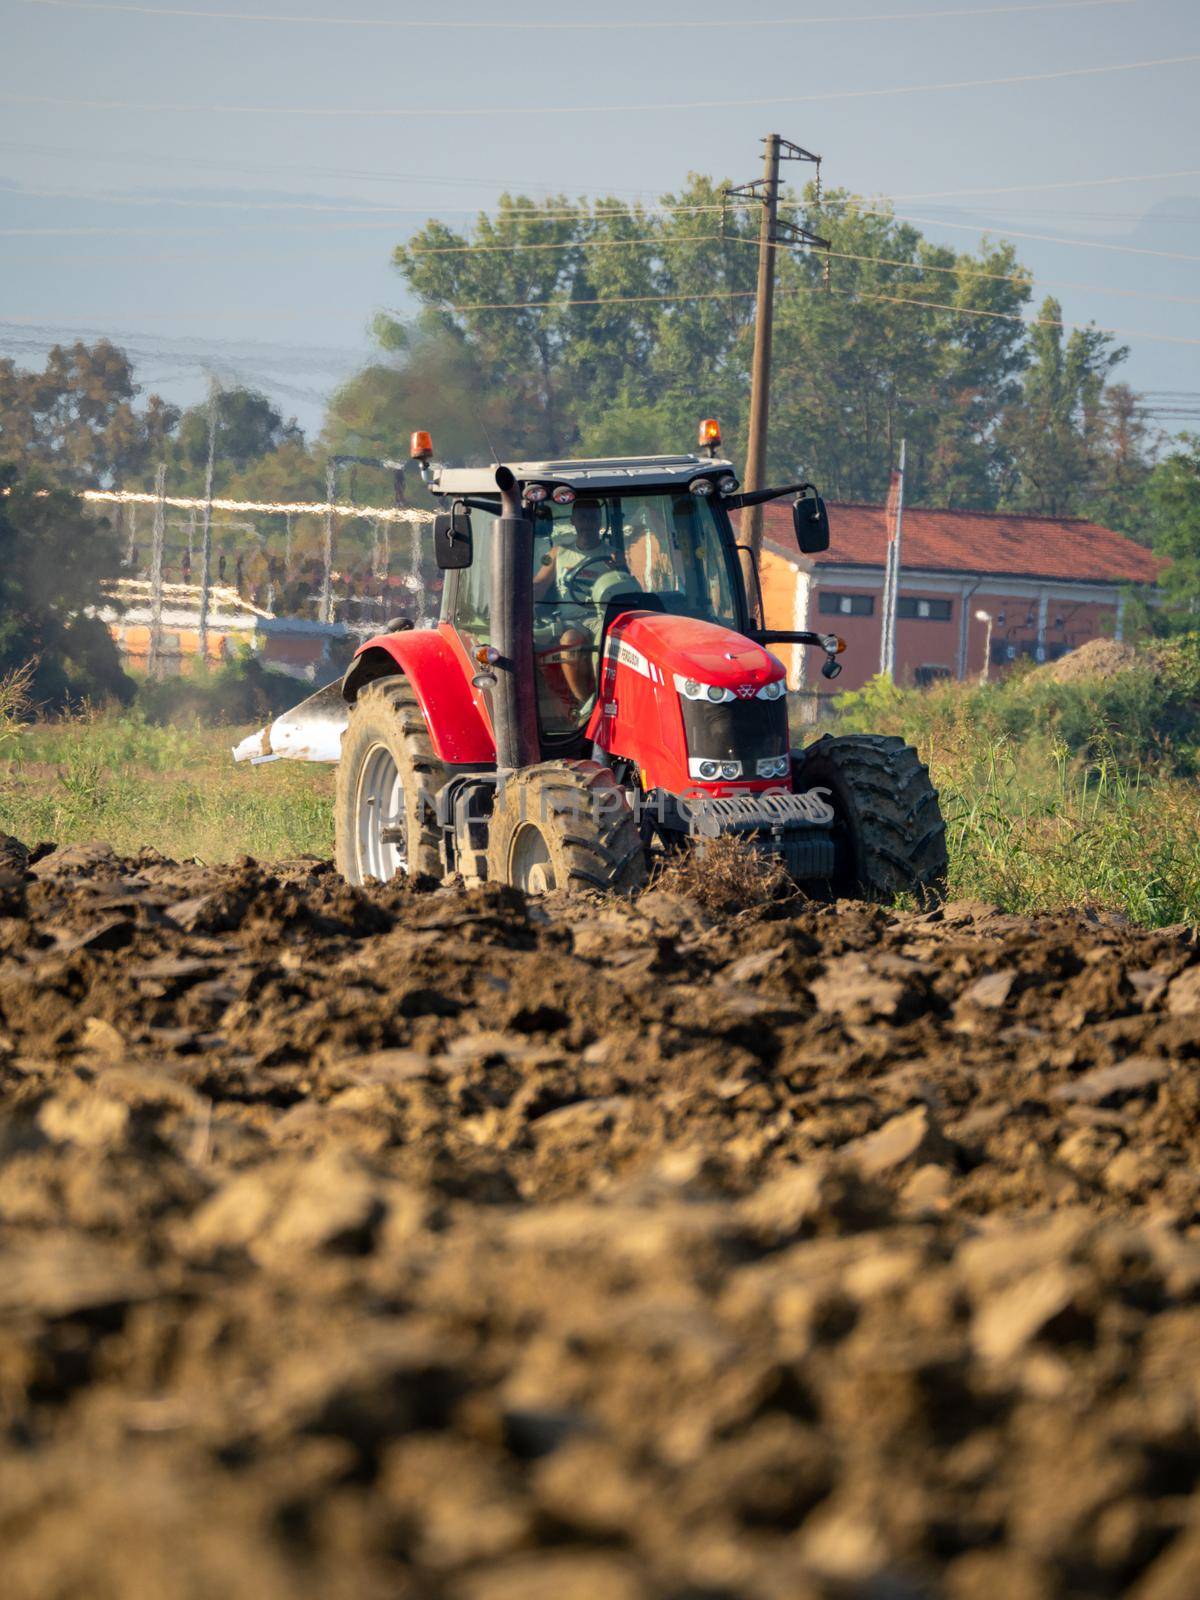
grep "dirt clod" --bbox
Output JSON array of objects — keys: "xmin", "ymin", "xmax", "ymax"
[{"xmin": 1, "ymin": 844, "xmax": 1199, "ymax": 1598}]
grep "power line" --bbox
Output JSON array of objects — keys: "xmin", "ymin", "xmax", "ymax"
[
  {"xmin": 5, "ymin": 137, "xmax": 1196, "ymax": 213},
  {"xmin": 4, "ymin": 166, "xmax": 1197, "ymax": 236},
  {"xmin": 413, "ymin": 282, "xmax": 1200, "ymax": 348},
  {"xmin": 893, "ymin": 167, "xmax": 1200, "ymax": 200},
  {"xmin": 905, "ymin": 203, "xmax": 1200, "ymax": 227},
  {"xmin": 6, "ymin": 227, "xmax": 1199, "ymax": 313},
  {"xmin": 1, "ymin": 307, "xmax": 363, "ymax": 322},
  {"xmin": 5, "ymin": 185, "xmax": 458, "ymax": 215},
  {"xmin": 858, "ymin": 206, "xmax": 1200, "ymax": 263},
  {"xmin": 0, "ymin": 205, "xmax": 731, "ymax": 238},
  {"xmin": 16, "ymin": 0, "xmax": 1143, "ymax": 31},
  {"xmin": 404, "ymin": 229, "xmax": 1200, "ymax": 309},
  {"xmin": 0, "ymin": 318, "xmax": 362, "ymax": 364},
  {"xmin": 0, "ymin": 137, "xmax": 660, "ymax": 198},
  {"xmin": 5, "ymin": 53, "xmax": 1196, "ymax": 119},
  {"xmin": 7, "ymin": 175, "xmax": 1198, "ymax": 225}
]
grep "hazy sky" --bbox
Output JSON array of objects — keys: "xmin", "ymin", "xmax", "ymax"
[{"xmin": 2, "ymin": 0, "xmax": 1197, "ymax": 439}]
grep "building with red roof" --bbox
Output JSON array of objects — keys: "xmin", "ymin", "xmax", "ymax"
[{"xmin": 751, "ymin": 499, "xmax": 1162, "ymax": 702}]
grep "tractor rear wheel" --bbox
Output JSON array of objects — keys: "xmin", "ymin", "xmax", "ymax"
[
  {"xmin": 335, "ymin": 676, "xmax": 446, "ymax": 884},
  {"xmin": 792, "ymin": 733, "xmax": 947, "ymax": 904},
  {"xmin": 486, "ymin": 761, "xmax": 647, "ymax": 895}
]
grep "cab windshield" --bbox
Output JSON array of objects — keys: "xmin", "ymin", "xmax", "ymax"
[
  {"xmin": 531, "ymin": 490, "xmax": 741, "ymax": 632},
  {"xmin": 447, "ymin": 489, "xmax": 743, "ymax": 738},
  {"xmin": 529, "ymin": 490, "xmax": 742, "ymax": 735}
]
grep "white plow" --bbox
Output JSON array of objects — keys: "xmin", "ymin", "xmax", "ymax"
[{"xmin": 232, "ymin": 679, "xmax": 348, "ymax": 766}]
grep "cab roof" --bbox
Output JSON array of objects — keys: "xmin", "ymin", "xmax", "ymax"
[{"xmin": 428, "ymin": 453, "xmax": 736, "ymax": 497}]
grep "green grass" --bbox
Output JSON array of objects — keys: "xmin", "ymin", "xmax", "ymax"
[
  {"xmin": 4, "ymin": 658, "xmax": 1200, "ymax": 926},
  {"xmin": 0, "ymin": 706, "xmax": 333, "ymax": 863},
  {"xmin": 817, "ymin": 664, "xmax": 1200, "ymax": 927},
  {"xmin": 934, "ymin": 739, "xmax": 1200, "ymax": 927}
]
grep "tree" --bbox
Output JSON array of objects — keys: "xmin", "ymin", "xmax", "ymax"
[
  {"xmin": 0, "ymin": 341, "xmax": 178, "ymax": 488},
  {"xmin": 998, "ymin": 299, "xmax": 1126, "ymax": 516},
  {"xmin": 1143, "ymin": 435, "xmax": 1200, "ymax": 624},
  {"xmin": 1083, "ymin": 383, "xmax": 1156, "ymax": 540},
  {"xmin": 325, "ymin": 317, "xmax": 518, "ymax": 477},
  {"xmin": 167, "ymin": 386, "xmax": 305, "ymax": 494},
  {"xmin": 766, "ymin": 197, "xmax": 1032, "ymax": 506},
  {"xmin": 392, "ymin": 182, "xmax": 759, "ymax": 463},
  {"xmin": 395, "ymin": 194, "xmax": 590, "ymax": 457},
  {"xmin": 0, "ymin": 464, "xmax": 133, "ymax": 707}
]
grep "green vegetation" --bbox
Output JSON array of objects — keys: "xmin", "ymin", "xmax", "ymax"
[
  {"xmin": 0, "ymin": 705, "xmax": 331, "ymax": 864},
  {"xmin": 6, "ymin": 177, "xmax": 1200, "ymax": 627},
  {"xmin": 824, "ymin": 645, "xmax": 1200, "ymax": 926},
  {"xmin": 131, "ymin": 656, "xmax": 316, "ymax": 728},
  {"xmin": 0, "ymin": 467, "xmax": 133, "ymax": 709},
  {"xmin": 2, "ymin": 643, "xmax": 1198, "ymax": 926}
]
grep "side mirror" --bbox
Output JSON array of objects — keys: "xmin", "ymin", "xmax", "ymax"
[
  {"xmin": 793, "ymin": 493, "xmax": 830, "ymax": 555},
  {"xmin": 434, "ymin": 507, "xmax": 472, "ymax": 570}
]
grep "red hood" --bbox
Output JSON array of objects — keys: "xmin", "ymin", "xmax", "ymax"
[{"xmin": 611, "ymin": 611, "xmax": 784, "ymax": 688}]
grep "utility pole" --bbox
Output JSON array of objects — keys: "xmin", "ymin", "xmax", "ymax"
[
  {"xmin": 321, "ymin": 461, "xmax": 336, "ymax": 625},
  {"xmin": 741, "ymin": 132, "xmax": 782, "ymax": 572},
  {"xmin": 880, "ymin": 438, "xmax": 906, "ymax": 680},
  {"xmin": 126, "ymin": 500, "xmax": 138, "ymax": 568},
  {"xmin": 147, "ymin": 461, "xmax": 167, "ymax": 679},
  {"xmin": 728, "ymin": 135, "xmax": 829, "ymax": 612},
  {"xmin": 197, "ymin": 379, "xmax": 219, "ymax": 668}
]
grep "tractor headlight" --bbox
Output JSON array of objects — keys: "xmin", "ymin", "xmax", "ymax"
[
  {"xmin": 756, "ymin": 755, "xmax": 790, "ymax": 779},
  {"xmin": 523, "ymin": 483, "xmax": 549, "ymax": 504},
  {"xmin": 673, "ymin": 674, "xmax": 735, "ymax": 704},
  {"xmin": 689, "ymin": 758, "xmax": 742, "ymax": 781},
  {"xmin": 718, "ymin": 475, "xmax": 739, "ymax": 495},
  {"xmin": 688, "ymin": 477, "xmax": 715, "ymax": 496},
  {"xmin": 756, "ymin": 679, "xmax": 786, "ymax": 701}
]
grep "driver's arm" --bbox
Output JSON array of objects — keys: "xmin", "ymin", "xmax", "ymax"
[{"xmin": 532, "ymin": 546, "xmax": 558, "ymax": 600}]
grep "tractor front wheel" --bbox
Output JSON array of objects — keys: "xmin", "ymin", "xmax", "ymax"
[
  {"xmin": 335, "ymin": 676, "xmax": 446, "ymax": 884},
  {"xmin": 486, "ymin": 761, "xmax": 647, "ymax": 895},
  {"xmin": 792, "ymin": 733, "xmax": 947, "ymax": 904}
]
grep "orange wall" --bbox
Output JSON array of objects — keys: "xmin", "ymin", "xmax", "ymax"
[{"xmin": 759, "ymin": 554, "xmax": 1121, "ymax": 694}]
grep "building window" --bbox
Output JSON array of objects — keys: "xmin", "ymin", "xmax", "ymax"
[
  {"xmin": 897, "ymin": 596, "xmax": 953, "ymax": 621},
  {"xmin": 914, "ymin": 665, "xmax": 951, "ymax": 688},
  {"xmin": 819, "ymin": 591, "xmax": 875, "ymax": 617}
]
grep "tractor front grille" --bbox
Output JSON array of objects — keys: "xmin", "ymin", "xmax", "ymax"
[
  {"xmin": 679, "ymin": 695, "xmax": 788, "ymax": 766},
  {"xmin": 683, "ymin": 788, "xmax": 834, "ymax": 836}
]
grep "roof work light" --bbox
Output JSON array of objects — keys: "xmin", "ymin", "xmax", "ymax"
[{"xmin": 698, "ymin": 418, "xmax": 722, "ymax": 457}]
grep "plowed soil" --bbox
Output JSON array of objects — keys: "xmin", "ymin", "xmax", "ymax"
[{"xmin": 2, "ymin": 836, "xmax": 1200, "ymax": 1600}]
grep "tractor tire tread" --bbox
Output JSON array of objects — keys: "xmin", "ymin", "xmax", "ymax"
[
  {"xmin": 486, "ymin": 760, "xmax": 647, "ymax": 895},
  {"xmin": 334, "ymin": 675, "xmax": 446, "ymax": 883},
  {"xmin": 793, "ymin": 732, "xmax": 948, "ymax": 904}
]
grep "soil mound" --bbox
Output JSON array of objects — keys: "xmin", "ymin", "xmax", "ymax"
[
  {"xmin": 1031, "ymin": 637, "xmax": 1145, "ymax": 684},
  {"xmin": 2, "ymin": 846, "xmax": 1199, "ymax": 1598}
]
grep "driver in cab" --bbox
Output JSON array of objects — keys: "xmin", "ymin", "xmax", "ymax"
[{"xmin": 532, "ymin": 497, "xmax": 641, "ymax": 706}]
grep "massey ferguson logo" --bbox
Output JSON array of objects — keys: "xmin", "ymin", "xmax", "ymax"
[{"xmin": 736, "ymin": 685, "xmax": 756, "ymax": 699}]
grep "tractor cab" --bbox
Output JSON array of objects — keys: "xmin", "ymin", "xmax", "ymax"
[
  {"xmin": 235, "ymin": 422, "xmax": 946, "ymax": 902},
  {"xmin": 430, "ymin": 447, "xmax": 770, "ymax": 750}
]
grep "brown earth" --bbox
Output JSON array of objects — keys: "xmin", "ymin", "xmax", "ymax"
[
  {"xmin": 1030, "ymin": 638, "xmax": 1146, "ymax": 684},
  {"xmin": 2, "ymin": 836, "xmax": 1200, "ymax": 1599}
]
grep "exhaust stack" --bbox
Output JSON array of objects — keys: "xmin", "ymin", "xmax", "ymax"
[{"xmin": 490, "ymin": 466, "xmax": 539, "ymax": 770}]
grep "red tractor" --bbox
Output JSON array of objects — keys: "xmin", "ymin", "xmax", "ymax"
[{"xmin": 239, "ymin": 423, "xmax": 946, "ymax": 900}]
